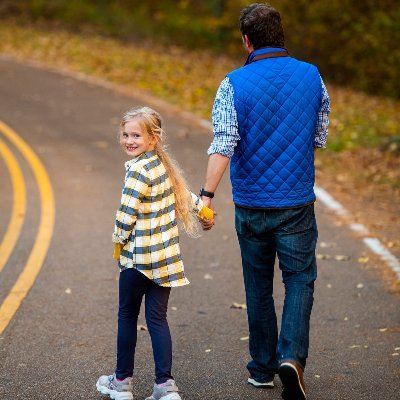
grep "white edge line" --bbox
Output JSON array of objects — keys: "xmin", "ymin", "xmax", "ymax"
[
  {"xmin": 315, "ymin": 186, "xmax": 400, "ymax": 280},
  {"xmin": 363, "ymin": 238, "xmax": 400, "ymax": 278},
  {"xmin": 314, "ymin": 186, "xmax": 349, "ymax": 216}
]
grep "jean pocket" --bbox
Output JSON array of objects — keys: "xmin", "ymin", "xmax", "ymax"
[{"xmin": 280, "ymin": 204, "xmax": 316, "ymax": 234}]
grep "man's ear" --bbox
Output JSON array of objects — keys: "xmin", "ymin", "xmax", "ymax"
[{"xmin": 243, "ymin": 35, "xmax": 254, "ymax": 53}]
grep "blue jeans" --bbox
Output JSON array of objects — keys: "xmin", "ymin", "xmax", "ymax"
[
  {"xmin": 235, "ymin": 204, "xmax": 317, "ymax": 382},
  {"xmin": 115, "ymin": 268, "xmax": 173, "ymax": 384}
]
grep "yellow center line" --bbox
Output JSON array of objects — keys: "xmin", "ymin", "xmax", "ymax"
[
  {"xmin": 0, "ymin": 138, "xmax": 26, "ymax": 273},
  {"xmin": 0, "ymin": 120, "xmax": 55, "ymax": 335}
]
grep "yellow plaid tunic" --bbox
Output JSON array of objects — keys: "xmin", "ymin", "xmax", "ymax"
[{"xmin": 113, "ymin": 151, "xmax": 201, "ymax": 287}]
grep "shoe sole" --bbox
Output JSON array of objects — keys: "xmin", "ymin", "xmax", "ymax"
[
  {"xmin": 96, "ymin": 381, "xmax": 133, "ymax": 400},
  {"xmin": 278, "ymin": 363, "xmax": 306, "ymax": 400},
  {"xmin": 145, "ymin": 395, "xmax": 181, "ymax": 400},
  {"xmin": 247, "ymin": 378, "xmax": 274, "ymax": 388}
]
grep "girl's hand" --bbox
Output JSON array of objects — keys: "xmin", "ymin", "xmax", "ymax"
[
  {"xmin": 201, "ymin": 197, "xmax": 213, "ymax": 210},
  {"xmin": 201, "ymin": 218, "xmax": 215, "ymax": 231},
  {"xmin": 198, "ymin": 202, "xmax": 215, "ymax": 231}
]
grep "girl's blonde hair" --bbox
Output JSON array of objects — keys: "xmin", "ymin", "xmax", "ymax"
[{"xmin": 120, "ymin": 106, "xmax": 199, "ymax": 237}]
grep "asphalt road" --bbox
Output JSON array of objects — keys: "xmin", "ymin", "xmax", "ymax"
[{"xmin": 0, "ymin": 57, "xmax": 399, "ymax": 400}]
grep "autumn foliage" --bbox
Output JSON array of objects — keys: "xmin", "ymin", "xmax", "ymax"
[{"xmin": 1, "ymin": 0, "xmax": 399, "ymax": 99}]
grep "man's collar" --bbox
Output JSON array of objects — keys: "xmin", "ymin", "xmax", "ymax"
[{"xmin": 245, "ymin": 47, "xmax": 288, "ymax": 65}]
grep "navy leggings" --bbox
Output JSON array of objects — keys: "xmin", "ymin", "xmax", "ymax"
[{"xmin": 115, "ymin": 268, "xmax": 173, "ymax": 384}]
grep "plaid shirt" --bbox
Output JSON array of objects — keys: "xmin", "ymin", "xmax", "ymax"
[
  {"xmin": 208, "ymin": 76, "xmax": 331, "ymax": 157},
  {"xmin": 113, "ymin": 151, "xmax": 202, "ymax": 287}
]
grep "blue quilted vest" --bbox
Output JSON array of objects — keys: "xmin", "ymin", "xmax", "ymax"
[{"xmin": 228, "ymin": 47, "xmax": 322, "ymax": 208}]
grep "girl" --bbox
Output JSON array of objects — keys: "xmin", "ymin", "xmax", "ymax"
[{"xmin": 96, "ymin": 107, "xmax": 213, "ymax": 400}]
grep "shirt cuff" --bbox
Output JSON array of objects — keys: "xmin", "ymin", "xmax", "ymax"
[
  {"xmin": 207, "ymin": 144, "xmax": 234, "ymax": 158},
  {"xmin": 112, "ymin": 232, "xmax": 127, "ymax": 244}
]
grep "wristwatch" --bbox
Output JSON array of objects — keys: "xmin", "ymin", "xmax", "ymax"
[{"xmin": 199, "ymin": 188, "xmax": 214, "ymax": 199}]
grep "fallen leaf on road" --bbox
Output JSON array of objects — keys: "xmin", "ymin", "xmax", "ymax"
[
  {"xmin": 392, "ymin": 353, "xmax": 399, "ymax": 356},
  {"xmin": 231, "ymin": 303, "xmax": 247, "ymax": 310},
  {"xmin": 349, "ymin": 345, "xmax": 361, "ymax": 348},
  {"xmin": 344, "ymin": 317, "xmax": 349, "ymax": 321},
  {"xmin": 320, "ymin": 242, "xmax": 336, "ymax": 248},
  {"xmin": 315, "ymin": 375, "xmax": 320, "ymax": 378},
  {"xmin": 379, "ymin": 328, "xmax": 388, "ymax": 332},
  {"xmin": 317, "ymin": 254, "xmax": 331, "ymax": 260},
  {"xmin": 240, "ymin": 336, "xmax": 249, "ymax": 341},
  {"xmin": 171, "ymin": 306, "xmax": 178, "ymax": 311},
  {"xmin": 65, "ymin": 288, "xmax": 72, "ymax": 294},
  {"xmin": 358, "ymin": 256, "xmax": 369, "ymax": 263},
  {"xmin": 356, "ymin": 283, "xmax": 364, "ymax": 289},
  {"xmin": 395, "ymin": 347, "xmax": 400, "ymax": 351},
  {"xmin": 137, "ymin": 324, "xmax": 148, "ymax": 331},
  {"xmin": 334, "ymin": 255, "xmax": 351, "ymax": 261},
  {"xmin": 205, "ymin": 349, "xmax": 212, "ymax": 353}
]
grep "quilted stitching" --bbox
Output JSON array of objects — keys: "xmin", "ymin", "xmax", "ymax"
[{"xmin": 228, "ymin": 52, "xmax": 322, "ymax": 208}]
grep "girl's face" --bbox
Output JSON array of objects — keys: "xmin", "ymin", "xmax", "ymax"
[{"xmin": 120, "ymin": 119, "xmax": 157, "ymax": 158}]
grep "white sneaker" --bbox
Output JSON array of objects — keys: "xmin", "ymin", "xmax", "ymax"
[
  {"xmin": 247, "ymin": 377, "xmax": 274, "ymax": 388},
  {"xmin": 145, "ymin": 379, "xmax": 182, "ymax": 400},
  {"xmin": 96, "ymin": 373, "xmax": 133, "ymax": 400}
]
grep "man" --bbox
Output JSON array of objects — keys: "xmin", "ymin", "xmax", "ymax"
[{"xmin": 200, "ymin": 3, "xmax": 330, "ymax": 400}]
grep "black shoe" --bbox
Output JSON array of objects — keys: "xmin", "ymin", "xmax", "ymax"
[{"xmin": 278, "ymin": 361, "xmax": 306, "ymax": 400}]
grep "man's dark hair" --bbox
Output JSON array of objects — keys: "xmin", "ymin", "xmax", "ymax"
[{"xmin": 239, "ymin": 3, "xmax": 285, "ymax": 49}]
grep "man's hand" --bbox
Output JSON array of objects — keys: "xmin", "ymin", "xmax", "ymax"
[
  {"xmin": 200, "ymin": 197, "xmax": 215, "ymax": 231},
  {"xmin": 200, "ymin": 218, "xmax": 214, "ymax": 231}
]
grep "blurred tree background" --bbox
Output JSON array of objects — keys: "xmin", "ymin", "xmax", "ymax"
[{"xmin": 1, "ymin": 0, "xmax": 399, "ymax": 99}]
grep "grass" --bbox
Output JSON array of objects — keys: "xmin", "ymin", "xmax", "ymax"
[{"xmin": 0, "ymin": 21, "xmax": 235, "ymax": 118}]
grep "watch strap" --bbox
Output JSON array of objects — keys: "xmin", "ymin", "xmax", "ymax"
[{"xmin": 199, "ymin": 188, "xmax": 214, "ymax": 199}]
